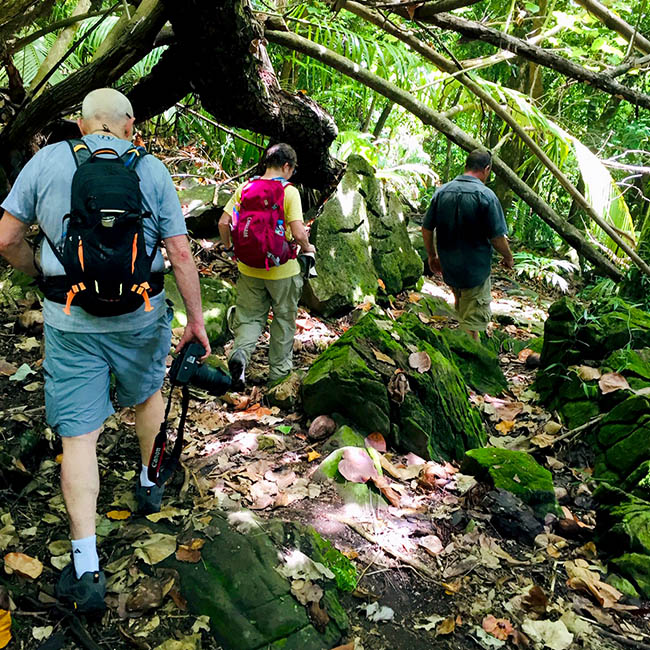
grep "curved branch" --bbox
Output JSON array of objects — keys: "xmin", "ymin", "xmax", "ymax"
[
  {"xmin": 7, "ymin": 9, "xmax": 109, "ymax": 54},
  {"xmin": 573, "ymin": 0, "xmax": 650, "ymax": 56},
  {"xmin": 0, "ymin": 0, "xmax": 166, "ymax": 150},
  {"xmin": 419, "ymin": 12, "xmax": 650, "ymax": 110},
  {"xmin": 266, "ymin": 27, "xmax": 624, "ymax": 281}
]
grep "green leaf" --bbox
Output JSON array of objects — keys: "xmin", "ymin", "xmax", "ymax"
[
  {"xmin": 9, "ymin": 364, "xmax": 36, "ymax": 382},
  {"xmin": 275, "ymin": 425, "xmax": 293, "ymax": 435}
]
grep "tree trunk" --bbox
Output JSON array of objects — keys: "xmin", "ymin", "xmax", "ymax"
[
  {"xmin": 266, "ymin": 28, "xmax": 623, "ymax": 280},
  {"xmin": 0, "ymin": 1, "xmax": 56, "ymax": 43},
  {"xmin": 143, "ymin": 0, "xmax": 344, "ymax": 194}
]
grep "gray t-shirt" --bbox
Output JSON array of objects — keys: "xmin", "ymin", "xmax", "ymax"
[
  {"xmin": 423, "ymin": 174, "xmax": 507, "ymax": 289},
  {"xmin": 1, "ymin": 134, "xmax": 187, "ymax": 332}
]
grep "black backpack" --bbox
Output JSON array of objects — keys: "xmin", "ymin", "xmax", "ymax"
[{"xmin": 42, "ymin": 139, "xmax": 162, "ymax": 317}]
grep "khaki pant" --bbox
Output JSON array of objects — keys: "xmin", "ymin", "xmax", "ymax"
[
  {"xmin": 232, "ymin": 273, "xmax": 303, "ymax": 381},
  {"xmin": 452, "ymin": 277, "xmax": 492, "ymax": 332}
]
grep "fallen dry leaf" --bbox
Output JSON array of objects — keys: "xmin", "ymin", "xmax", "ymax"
[
  {"xmin": 372, "ymin": 348, "xmax": 395, "ymax": 366},
  {"xmin": 0, "ymin": 360, "xmax": 17, "ymax": 377},
  {"xmin": 377, "ymin": 278, "xmax": 386, "ymax": 291},
  {"xmin": 418, "ymin": 535, "xmax": 443, "ymax": 556},
  {"xmin": 517, "ymin": 348, "xmax": 534, "ymax": 363},
  {"xmin": 370, "ymin": 474, "xmax": 400, "ymax": 507},
  {"xmin": 365, "ymin": 432, "xmax": 387, "ymax": 453},
  {"xmin": 437, "ymin": 617, "xmax": 456, "ymax": 635},
  {"xmin": 132, "ymin": 534, "xmax": 177, "ymax": 565},
  {"xmin": 565, "ymin": 559, "xmax": 627, "ymax": 608},
  {"xmin": 494, "ymin": 402, "xmax": 524, "ymax": 421},
  {"xmin": 176, "ymin": 546, "xmax": 202, "ymax": 563},
  {"xmin": 495, "ymin": 420, "xmax": 516, "ymax": 435},
  {"xmin": 575, "ymin": 365, "xmax": 601, "ymax": 381},
  {"xmin": 482, "ymin": 615, "xmax": 515, "ymax": 640},
  {"xmin": 0, "ymin": 609, "xmax": 10, "ymax": 649},
  {"xmin": 408, "ymin": 351, "xmax": 431, "ymax": 373},
  {"xmin": 4, "ymin": 552, "xmax": 43, "ymax": 579},
  {"xmin": 307, "ymin": 451, "xmax": 322, "ymax": 462},
  {"xmin": 523, "ymin": 585, "xmax": 548, "ymax": 614},
  {"xmin": 338, "ymin": 448, "xmax": 378, "ymax": 483},
  {"xmin": 126, "ymin": 576, "xmax": 164, "ymax": 612},
  {"xmin": 598, "ymin": 372, "xmax": 630, "ymax": 394},
  {"xmin": 106, "ymin": 510, "xmax": 131, "ymax": 521},
  {"xmin": 378, "ymin": 454, "xmax": 423, "ymax": 481}
]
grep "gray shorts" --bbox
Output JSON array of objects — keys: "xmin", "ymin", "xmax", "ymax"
[{"xmin": 43, "ymin": 308, "xmax": 172, "ymax": 437}]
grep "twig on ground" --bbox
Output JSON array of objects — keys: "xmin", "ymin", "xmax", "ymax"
[
  {"xmin": 335, "ymin": 517, "xmax": 439, "ymax": 582},
  {"xmin": 0, "ymin": 405, "xmax": 45, "ymax": 418},
  {"xmin": 595, "ymin": 627, "xmax": 650, "ymax": 650},
  {"xmin": 549, "ymin": 414, "xmax": 605, "ymax": 446}
]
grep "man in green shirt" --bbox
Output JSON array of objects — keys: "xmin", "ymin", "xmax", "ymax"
[{"xmin": 422, "ymin": 150, "xmax": 514, "ymax": 340}]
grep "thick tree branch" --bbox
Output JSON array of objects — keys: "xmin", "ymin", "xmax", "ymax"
[
  {"xmin": 420, "ymin": 12, "xmax": 650, "ymax": 110},
  {"xmin": 0, "ymin": 1, "xmax": 56, "ymax": 44},
  {"xmin": 266, "ymin": 28, "xmax": 624, "ymax": 280},
  {"xmin": 0, "ymin": 0, "xmax": 166, "ymax": 150},
  {"xmin": 152, "ymin": 0, "xmax": 344, "ymax": 193},
  {"xmin": 574, "ymin": 0, "xmax": 650, "ymax": 56},
  {"xmin": 345, "ymin": 1, "xmax": 650, "ymax": 276},
  {"xmin": 364, "ymin": 0, "xmax": 482, "ymax": 18}
]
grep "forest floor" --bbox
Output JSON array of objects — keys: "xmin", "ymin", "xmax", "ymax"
[{"xmin": 0, "ymin": 259, "xmax": 648, "ymax": 650}]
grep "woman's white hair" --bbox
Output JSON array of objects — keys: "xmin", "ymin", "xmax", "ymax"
[{"xmin": 81, "ymin": 88, "xmax": 133, "ymax": 124}]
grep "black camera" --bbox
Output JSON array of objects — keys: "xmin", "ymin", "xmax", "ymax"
[{"xmin": 169, "ymin": 342, "xmax": 231, "ymax": 395}]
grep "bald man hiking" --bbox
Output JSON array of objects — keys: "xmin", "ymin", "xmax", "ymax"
[
  {"xmin": 422, "ymin": 149, "xmax": 514, "ymax": 340},
  {"xmin": 0, "ymin": 88, "xmax": 209, "ymax": 613}
]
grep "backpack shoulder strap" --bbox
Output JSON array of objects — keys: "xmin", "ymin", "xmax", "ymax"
[
  {"xmin": 67, "ymin": 139, "xmax": 91, "ymax": 167},
  {"xmin": 121, "ymin": 145, "xmax": 149, "ymax": 169}
]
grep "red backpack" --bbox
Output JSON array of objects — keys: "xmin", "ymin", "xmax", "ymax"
[{"xmin": 231, "ymin": 177, "xmax": 297, "ymax": 269}]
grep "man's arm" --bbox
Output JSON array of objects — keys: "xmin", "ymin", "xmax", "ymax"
[
  {"xmin": 421, "ymin": 227, "xmax": 441, "ymax": 275},
  {"xmin": 491, "ymin": 235, "xmax": 514, "ymax": 269},
  {"xmin": 0, "ymin": 212, "xmax": 38, "ymax": 277},
  {"xmin": 289, "ymin": 220, "xmax": 315, "ymax": 254},
  {"xmin": 164, "ymin": 234, "xmax": 211, "ymax": 358},
  {"xmin": 218, "ymin": 211, "xmax": 232, "ymax": 249}
]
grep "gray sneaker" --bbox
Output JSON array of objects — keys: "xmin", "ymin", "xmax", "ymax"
[
  {"xmin": 56, "ymin": 565, "xmax": 106, "ymax": 614},
  {"xmin": 228, "ymin": 349, "xmax": 246, "ymax": 390},
  {"xmin": 135, "ymin": 482, "xmax": 165, "ymax": 515}
]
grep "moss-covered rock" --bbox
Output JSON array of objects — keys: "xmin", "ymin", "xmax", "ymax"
[
  {"xmin": 461, "ymin": 448, "xmax": 561, "ymax": 518},
  {"xmin": 603, "ymin": 348, "xmax": 650, "ymax": 392},
  {"xmin": 161, "ymin": 514, "xmax": 346, "ymax": 650},
  {"xmin": 302, "ymin": 313, "xmax": 485, "ymax": 461},
  {"xmin": 440, "ymin": 328, "xmax": 508, "ymax": 395},
  {"xmin": 595, "ymin": 395, "xmax": 650, "ymax": 478},
  {"xmin": 594, "ymin": 483, "xmax": 650, "ymax": 556},
  {"xmin": 304, "ymin": 156, "xmax": 423, "ymax": 315},
  {"xmin": 165, "ymin": 274, "xmax": 236, "ymax": 345},
  {"xmin": 621, "ymin": 461, "xmax": 650, "ymax": 501},
  {"xmin": 611, "ymin": 554, "xmax": 650, "ymax": 599},
  {"xmin": 321, "ymin": 425, "xmax": 366, "ymax": 454}
]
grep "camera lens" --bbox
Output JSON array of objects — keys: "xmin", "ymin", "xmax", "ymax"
[{"xmin": 191, "ymin": 363, "xmax": 232, "ymax": 395}]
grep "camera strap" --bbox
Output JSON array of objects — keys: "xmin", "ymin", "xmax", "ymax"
[{"xmin": 147, "ymin": 383, "xmax": 190, "ymax": 486}]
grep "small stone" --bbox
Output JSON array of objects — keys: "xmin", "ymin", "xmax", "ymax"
[
  {"xmin": 554, "ymin": 487, "xmax": 570, "ymax": 503},
  {"xmin": 308, "ymin": 415, "xmax": 337, "ymax": 441}
]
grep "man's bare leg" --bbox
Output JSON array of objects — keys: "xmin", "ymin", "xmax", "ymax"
[
  {"xmin": 61, "ymin": 428, "xmax": 101, "ymax": 539},
  {"xmin": 134, "ymin": 389, "xmax": 164, "ymax": 466}
]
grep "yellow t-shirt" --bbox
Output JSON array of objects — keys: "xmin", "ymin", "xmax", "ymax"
[{"xmin": 224, "ymin": 179, "xmax": 303, "ymax": 280}]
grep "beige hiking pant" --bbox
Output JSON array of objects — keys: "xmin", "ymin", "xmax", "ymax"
[{"xmin": 232, "ymin": 273, "xmax": 303, "ymax": 381}]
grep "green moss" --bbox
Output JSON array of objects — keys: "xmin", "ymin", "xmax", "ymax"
[
  {"xmin": 440, "ymin": 328, "xmax": 508, "ymax": 395},
  {"xmin": 322, "ymin": 425, "xmax": 366, "ymax": 454},
  {"xmin": 462, "ymin": 448, "xmax": 560, "ymax": 518},
  {"xmin": 606, "ymin": 574, "xmax": 639, "ymax": 600},
  {"xmin": 611, "ymin": 554, "xmax": 650, "ymax": 599},
  {"xmin": 604, "ymin": 348, "xmax": 650, "ymax": 381},
  {"xmin": 559, "ymin": 399, "xmax": 600, "ymax": 430},
  {"xmin": 307, "ymin": 529, "xmax": 358, "ymax": 593}
]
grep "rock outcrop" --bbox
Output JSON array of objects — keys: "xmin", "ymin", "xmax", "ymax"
[
  {"xmin": 302, "ymin": 312, "xmax": 487, "ymax": 461},
  {"xmin": 305, "ymin": 155, "xmax": 423, "ymax": 315}
]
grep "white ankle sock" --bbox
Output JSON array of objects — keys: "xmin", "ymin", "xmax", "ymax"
[
  {"xmin": 140, "ymin": 463, "xmax": 156, "ymax": 488},
  {"xmin": 71, "ymin": 535, "xmax": 99, "ymax": 579}
]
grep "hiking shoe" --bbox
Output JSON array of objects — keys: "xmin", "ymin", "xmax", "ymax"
[
  {"xmin": 228, "ymin": 349, "xmax": 247, "ymax": 390},
  {"xmin": 135, "ymin": 482, "xmax": 165, "ymax": 515},
  {"xmin": 56, "ymin": 565, "xmax": 106, "ymax": 614}
]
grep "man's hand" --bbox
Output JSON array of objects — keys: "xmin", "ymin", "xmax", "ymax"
[
  {"xmin": 490, "ymin": 235, "xmax": 514, "ymax": 271},
  {"xmin": 501, "ymin": 254, "xmax": 515, "ymax": 270},
  {"xmin": 428, "ymin": 254, "xmax": 442, "ymax": 275},
  {"xmin": 301, "ymin": 243, "xmax": 316, "ymax": 254},
  {"xmin": 176, "ymin": 321, "xmax": 211, "ymax": 359}
]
